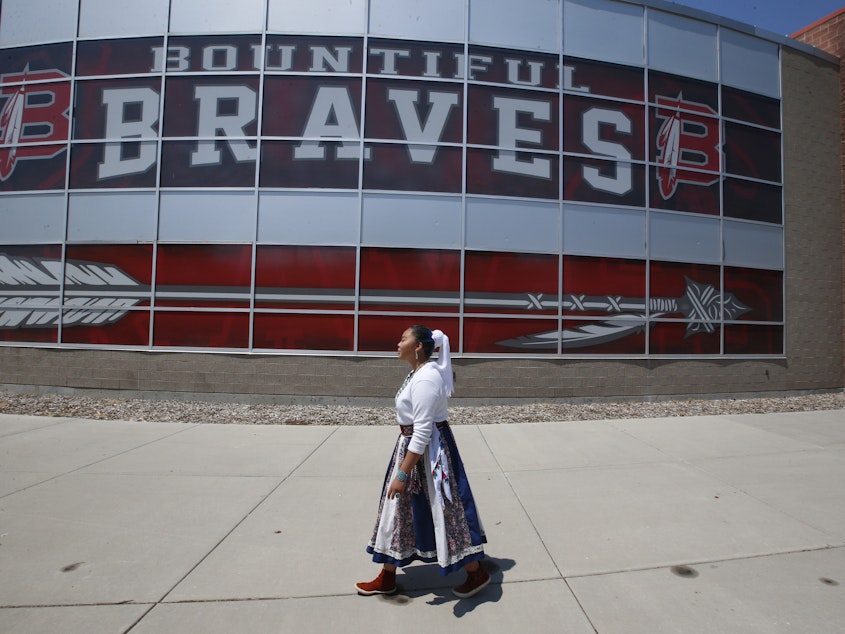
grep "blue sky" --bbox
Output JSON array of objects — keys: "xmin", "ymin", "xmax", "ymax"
[{"xmin": 669, "ymin": 1, "xmax": 844, "ymax": 36}]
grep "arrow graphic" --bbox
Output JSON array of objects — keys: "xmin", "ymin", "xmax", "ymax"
[{"xmin": 1, "ymin": 254, "xmax": 750, "ymax": 350}]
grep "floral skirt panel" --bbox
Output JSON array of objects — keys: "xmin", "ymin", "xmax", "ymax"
[{"xmin": 366, "ymin": 423, "xmax": 487, "ymax": 575}]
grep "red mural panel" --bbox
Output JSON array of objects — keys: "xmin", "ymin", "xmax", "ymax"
[
  {"xmin": 260, "ymin": 141, "xmax": 359, "ymax": 188},
  {"xmin": 467, "ymin": 85, "xmax": 558, "ymax": 150},
  {"xmin": 253, "ymin": 313, "xmax": 354, "ymax": 350},
  {"xmin": 0, "ymin": 244, "xmax": 63, "ymax": 342},
  {"xmin": 73, "ymin": 78, "xmax": 161, "ymax": 140},
  {"xmin": 363, "ymin": 142, "xmax": 462, "ymax": 192},
  {"xmin": 467, "ymin": 147, "xmax": 559, "ymax": 199},
  {"xmin": 721, "ymin": 86, "xmax": 780, "ymax": 129},
  {"xmin": 649, "ymin": 320, "xmax": 720, "ymax": 354},
  {"xmin": 358, "ymin": 314, "xmax": 458, "ymax": 352},
  {"xmin": 468, "ymin": 45, "xmax": 559, "ymax": 89},
  {"xmin": 75, "ymin": 37, "xmax": 163, "ymax": 76},
  {"xmin": 153, "ymin": 311, "xmax": 249, "ymax": 348},
  {"xmin": 266, "ymin": 35, "xmax": 364, "ymax": 74},
  {"xmin": 648, "ymin": 100, "xmax": 720, "ymax": 214},
  {"xmin": 364, "ymin": 78, "xmax": 463, "ymax": 143},
  {"xmin": 61, "ymin": 309, "xmax": 150, "ymax": 346},
  {"xmin": 255, "ymin": 245, "xmax": 356, "ymax": 310},
  {"xmin": 359, "ymin": 247, "xmax": 460, "ymax": 312},
  {"xmin": 160, "ymin": 140, "xmax": 257, "ymax": 187},
  {"xmin": 562, "ymin": 256, "xmax": 646, "ymax": 316},
  {"xmin": 562, "ymin": 95, "xmax": 645, "ymax": 160},
  {"xmin": 723, "ymin": 177, "xmax": 782, "ymax": 224},
  {"xmin": 723, "ymin": 266, "xmax": 783, "ymax": 322},
  {"xmin": 648, "ymin": 71, "xmax": 718, "ymax": 112},
  {"xmin": 0, "ymin": 42, "xmax": 73, "ymax": 76},
  {"xmin": 464, "ymin": 317, "xmax": 560, "ymax": 354},
  {"xmin": 464, "ymin": 251, "xmax": 559, "ymax": 315},
  {"xmin": 724, "ymin": 324, "xmax": 783, "ymax": 355},
  {"xmin": 367, "ymin": 39, "xmax": 462, "ymax": 78},
  {"xmin": 262, "ymin": 76, "xmax": 361, "ymax": 137},
  {"xmin": 70, "ymin": 142, "xmax": 158, "ymax": 189},
  {"xmin": 155, "ymin": 244, "xmax": 252, "ymax": 308},
  {"xmin": 723, "ymin": 122, "xmax": 781, "ymax": 182},
  {"xmin": 562, "ymin": 157, "xmax": 646, "ymax": 206},
  {"xmin": 46, "ymin": 244, "xmax": 153, "ymax": 345},
  {"xmin": 564, "ymin": 57, "xmax": 644, "ymax": 101}
]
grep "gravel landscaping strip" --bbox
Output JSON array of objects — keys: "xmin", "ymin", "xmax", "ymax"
[{"xmin": 1, "ymin": 390, "xmax": 843, "ymax": 425}]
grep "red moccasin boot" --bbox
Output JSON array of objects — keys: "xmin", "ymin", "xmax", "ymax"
[
  {"xmin": 452, "ymin": 564, "xmax": 490, "ymax": 598},
  {"xmin": 355, "ymin": 568, "xmax": 397, "ymax": 595}
]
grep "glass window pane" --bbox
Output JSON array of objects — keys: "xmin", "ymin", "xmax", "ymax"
[
  {"xmin": 723, "ymin": 220, "xmax": 783, "ymax": 269},
  {"xmin": 470, "ymin": 0, "xmax": 560, "ymax": 53},
  {"xmin": 158, "ymin": 192, "xmax": 257, "ymax": 242},
  {"xmin": 0, "ymin": 194, "xmax": 66, "ymax": 243},
  {"xmin": 563, "ymin": 0, "xmax": 644, "ymax": 67},
  {"xmin": 79, "ymin": 0, "xmax": 169, "ymax": 38},
  {"xmin": 258, "ymin": 192, "xmax": 360, "ymax": 245},
  {"xmin": 268, "ymin": 0, "xmax": 367, "ymax": 35},
  {"xmin": 648, "ymin": 211, "xmax": 720, "ymax": 264},
  {"xmin": 361, "ymin": 194, "xmax": 462, "ymax": 249},
  {"xmin": 466, "ymin": 198, "xmax": 560, "ymax": 253},
  {"xmin": 563, "ymin": 204, "xmax": 645, "ymax": 258},
  {"xmin": 720, "ymin": 29, "xmax": 780, "ymax": 99},
  {"xmin": 369, "ymin": 0, "xmax": 465, "ymax": 43},
  {"xmin": 169, "ymin": 0, "xmax": 266, "ymax": 34},
  {"xmin": 0, "ymin": 0, "xmax": 78, "ymax": 46},
  {"xmin": 647, "ymin": 10, "xmax": 717, "ymax": 81},
  {"xmin": 68, "ymin": 192, "xmax": 158, "ymax": 242}
]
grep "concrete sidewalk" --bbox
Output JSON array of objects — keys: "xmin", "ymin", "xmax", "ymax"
[{"xmin": 0, "ymin": 409, "xmax": 843, "ymax": 633}]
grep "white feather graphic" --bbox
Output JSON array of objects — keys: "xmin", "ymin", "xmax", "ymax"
[{"xmin": 0, "ymin": 254, "xmax": 144, "ymax": 328}]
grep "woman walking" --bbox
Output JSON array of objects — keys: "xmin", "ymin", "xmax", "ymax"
[{"xmin": 356, "ymin": 326, "xmax": 489, "ymax": 599}]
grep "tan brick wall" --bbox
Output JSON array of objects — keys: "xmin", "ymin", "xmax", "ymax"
[
  {"xmin": 794, "ymin": 9, "xmax": 845, "ymax": 387},
  {"xmin": 0, "ymin": 47, "xmax": 842, "ymax": 403}
]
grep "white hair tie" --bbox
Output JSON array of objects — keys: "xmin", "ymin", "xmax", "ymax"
[{"xmin": 431, "ymin": 329, "xmax": 454, "ymax": 397}]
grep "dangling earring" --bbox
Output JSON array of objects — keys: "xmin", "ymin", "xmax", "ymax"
[{"xmin": 415, "ymin": 351, "xmax": 419, "ymax": 360}]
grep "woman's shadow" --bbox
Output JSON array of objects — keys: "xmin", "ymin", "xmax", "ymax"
[{"xmin": 381, "ymin": 557, "xmax": 516, "ymax": 617}]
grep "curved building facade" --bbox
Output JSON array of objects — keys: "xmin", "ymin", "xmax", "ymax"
[{"xmin": 0, "ymin": 0, "xmax": 842, "ymax": 401}]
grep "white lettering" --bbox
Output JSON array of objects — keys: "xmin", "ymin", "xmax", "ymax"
[
  {"xmin": 150, "ymin": 46, "xmax": 190, "ymax": 72},
  {"xmin": 454, "ymin": 54, "xmax": 493, "ymax": 81},
  {"xmin": 562, "ymin": 65, "xmax": 590, "ymax": 92},
  {"xmin": 505, "ymin": 59, "xmax": 544, "ymax": 86},
  {"xmin": 98, "ymin": 87, "xmax": 159, "ymax": 179},
  {"xmin": 387, "ymin": 88, "xmax": 459, "ymax": 163},
  {"xmin": 294, "ymin": 86, "xmax": 369, "ymax": 160},
  {"xmin": 492, "ymin": 96, "xmax": 552, "ymax": 178},
  {"xmin": 422, "ymin": 51, "xmax": 441, "ymax": 78},
  {"xmin": 582, "ymin": 107, "xmax": 632, "ymax": 195},
  {"xmin": 370, "ymin": 48, "xmax": 411, "ymax": 75},
  {"xmin": 191, "ymin": 85, "xmax": 257, "ymax": 165},
  {"xmin": 309, "ymin": 46, "xmax": 352, "ymax": 73},
  {"xmin": 202, "ymin": 45, "xmax": 237, "ymax": 71}
]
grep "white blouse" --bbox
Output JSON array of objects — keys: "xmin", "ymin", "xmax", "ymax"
[{"xmin": 395, "ymin": 362, "xmax": 448, "ymax": 455}]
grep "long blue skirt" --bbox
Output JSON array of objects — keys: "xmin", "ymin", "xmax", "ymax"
[{"xmin": 366, "ymin": 423, "xmax": 486, "ymax": 575}]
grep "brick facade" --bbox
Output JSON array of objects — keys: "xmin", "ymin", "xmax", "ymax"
[
  {"xmin": 793, "ymin": 8, "xmax": 845, "ymax": 386},
  {"xmin": 1, "ymin": 39, "xmax": 842, "ymax": 404}
]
